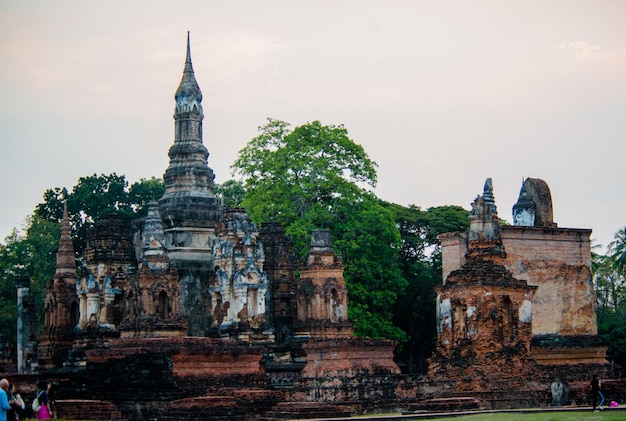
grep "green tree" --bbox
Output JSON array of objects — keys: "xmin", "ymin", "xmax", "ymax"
[
  {"xmin": 593, "ymin": 230, "xmax": 626, "ymax": 368},
  {"xmin": 387, "ymin": 203, "xmax": 469, "ymax": 374},
  {"xmin": 215, "ymin": 180, "xmax": 246, "ymax": 209},
  {"xmin": 233, "ymin": 119, "xmax": 377, "ymax": 254},
  {"xmin": 607, "ymin": 227, "xmax": 626, "ymax": 276},
  {"xmin": 0, "ymin": 215, "xmax": 61, "ymax": 359},
  {"xmin": 332, "ymin": 194, "xmax": 406, "ymax": 341},
  {"xmin": 35, "ymin": 174, "xmax": 164, "ymax": 255},
  {"xmin": 0, "ymin": 230, "xmax": 28, "ymax": 359},
  {"xmin": 232, "ymin": 119, "xmax": 405, "ymax": 340},
  {"xmin": 128, "ymin": 177, "xmax": 166, "ymax": 216}
]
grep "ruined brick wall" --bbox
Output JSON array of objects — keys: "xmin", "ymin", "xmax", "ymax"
[
  {"xmin": 501, "ymin": 226, "xmax": 595, "ymax": 335},
  {"xmin": 301, "ymin": 338, "xmax": 400, "ymax": 379},
  {"xmin": 439, "ymin": 226, "xmax": 596, "ymax": 336},
  {"xmin": 440, "ymin": 232, "xmax": 468, "ymax": 281},
  {"xmin": 259, "ymin": 222, "xmax": 298, "ymax": 333},
  {"xmin": 52, "ymin": 336, "xmax": 406, "ymax": 419},
  {"xmin": 288, "ymin": 338, "xmax": 402, "ymax": 408}
]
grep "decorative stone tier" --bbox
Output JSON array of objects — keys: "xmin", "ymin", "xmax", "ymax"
[
  {"xmin": 532, "ymin": 334, "xmax": 608, "ymax": 365},
  {"xmin": 85, "ymin": 337, "xmax": 267, "ymax": 377},
  {"xmin": 301, "ymin": 338, "xmax": 400, "ymax": 378},
  {"xmin": 158, "ymin": 195, "xmax": 222, "ymax": 230},
  {"xmin": 84, "ymin": 214, "xmax": 135, "ymax": 266}
]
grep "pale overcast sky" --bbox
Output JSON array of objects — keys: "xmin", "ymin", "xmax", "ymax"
[{"xmin": 1, "ymin": 1, "xmax": 625, "ymax": 249}]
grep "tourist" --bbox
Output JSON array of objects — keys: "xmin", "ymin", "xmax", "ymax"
[
  {"xmin": 33, "ymin": 381, "xmax": 52, "ymax": 420},
  {"xmin": 590, "ymin": 373, "xmax": 605, "ymax": 412},
  {"xmin": 7, "ymin": 383, "xmax": 24, "ymax": 421},
  {"xmin": 0, "ymin": 379, "xmax": 14, "ymax": 421}
]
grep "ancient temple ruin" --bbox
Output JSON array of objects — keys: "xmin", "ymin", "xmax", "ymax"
[
  {"xmin": 295, "ymin": 229, "xmax": 353, "ymax": 339},
  {"xmin": 2, "ymin": 29, "xmax": 617, "ymax": 420},
  {"xmin": 440, "ymin": 178, "xmax": 603, "ymax": 348},
  {"xmin": 430, "ymin": 178, "xmax": 608, "ymax": 409},
  {"xmin": 25, "ymin": 34, "xmax": 401, "ymax": 420},
  {"xmin": 429, "ymin": 179, "xmax": 539, "ymax": 404}
]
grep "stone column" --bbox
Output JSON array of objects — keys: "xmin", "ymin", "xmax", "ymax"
[
  {"xmin": 79, "ymin": 294, "xmax": 87, "ymax": 327},
  {"xmin": 87, "ymin": 292, "xmax": 100, "ymax": 324},
  {"xmin": 16, "ymin": 277, "xmax": 38, "ymax": 373},
  {"xmin": 233, "ymin": 287, "xmax": 247, "ymax": 323}
]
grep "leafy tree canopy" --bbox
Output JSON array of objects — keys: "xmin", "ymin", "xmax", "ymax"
[
  {"xmin": 608, "ymin": 227, "xmax": 626, "ymax": 276},
  {"xmin": 215, "ymin": 180, "xmax": 246, "ymax": 209},
  {"xmin": 232, "ymin": 119, "xmax": 405, "ymax": 340},
  {"xmin": 387, "ymin": 203, "xmax": 469, "ymax": 374},
  {"xmin": 34, "ymin": 174, "xmax": 164, "ymax": 255},
  {"xmin": 593, "ymin": 228, "xmax": 626, "ymax": 368},
  {"xmin": 233, "ymin": 119, "xmax": 377, "ymax": 242},
  {"xmin": 0, "ymin": 215, "xmax": 60, "ymax": 359}
]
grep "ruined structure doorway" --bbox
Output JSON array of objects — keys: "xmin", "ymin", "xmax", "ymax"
[{"xmin": 158, "ymin": 291, "xmax": 169, "ymax": 318}]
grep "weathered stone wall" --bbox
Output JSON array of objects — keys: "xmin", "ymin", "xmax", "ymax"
[
  {"xmin": 33, "ymin": 335, "xmax": 410, "ymax": 420},
  {"xmin": 286, "ymin": 338, "xmax": 405, "ymax": 414},
  {"xmin": 439, "ymin": 226, "xmax": 596, "ymax": 336},
  {"xmin": 500, "ymin": 226, "xmax": 595, "ymax": 336},
  {"xmin": 301, "ymin": 338, "xmax": 400, "ymax": 379}
]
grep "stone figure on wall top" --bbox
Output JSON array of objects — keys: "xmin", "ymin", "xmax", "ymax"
[{"xmin": 512, "ymin": 182, "xmax": 536, "ymax": 227}]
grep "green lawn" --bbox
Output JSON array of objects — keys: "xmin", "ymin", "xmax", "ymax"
[
  {"xmin": 451, "ymin": 410, "xmax": 625, "ymax": 420},
  {"xmin": 22, "ymin": 409, "xmax": 626, "ymax": 421}
]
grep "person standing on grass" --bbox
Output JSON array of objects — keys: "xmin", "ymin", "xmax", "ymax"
[
  {"xmin": 591, "ymin": 373, "xmax": 605, "ymax": 412},
  {"xmin": 34, "ymin": 380, "xmax": 52, "ymax": 420},
  {"xmin": 8, "ymin": 383, "xmax": 25, "ymax": 421},
  {"xmin": 0, "ymin": 379, "xmax": 14, "ymax": 421}
]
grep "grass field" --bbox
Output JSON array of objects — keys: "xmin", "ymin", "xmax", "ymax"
[
  {"xmin": 450, "ymin": 410, "xmax": 625, "ymax": 420},
  {"xmin": 20, "ymin": 409, "xmax": 626, "ymax": 421},
  {"xmin": 348, "ymin": 409, "xmax": 626, "ymax": 421}
]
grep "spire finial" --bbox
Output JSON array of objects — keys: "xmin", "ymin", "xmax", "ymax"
[
  {"xmin": 175, "ymin": 31, "xmax": 203, "ymax": 114},
  {"xmin": 185, "ymin": 31, "xmax": 193, "ymax": 72}
]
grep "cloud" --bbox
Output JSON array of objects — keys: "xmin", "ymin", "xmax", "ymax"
[{"xmin": 558, "ymin": 41, "xmax": 626, "ymax": 64}]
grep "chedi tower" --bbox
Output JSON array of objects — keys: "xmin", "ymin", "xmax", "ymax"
[
  {"xmin": 429, "ymin": 179, "xmax": 538, "ymax": 403},
  {"xmin": 157, "ymin": 33, "xmax": 225, "ymax": 336},
  {"xmin": 158, "ymin": 31, "xmax": 222, "ymax": 265}
]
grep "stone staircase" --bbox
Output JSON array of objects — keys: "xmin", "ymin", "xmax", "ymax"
[
  {"xmin": 153, "ymin": 388, "xmax": 282, "ymax": 421},
  {"xmin": 406, "ymin": 397, "xmax": 481, "ymax": 413},
  {"xmin": 56, "ymin": 399, "xmax": 123, "ymax": 420},
  {"xmin": 261, "ymin": 401, "xmax": 353, "ymax": 420}
]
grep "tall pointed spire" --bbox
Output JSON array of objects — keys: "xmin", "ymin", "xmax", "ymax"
[
  {"xmin": 159, "ymin": 33, "xmax": 221, "ymax": 258},
  {"xmin": 175, "ymin": 31, "xmax": 203, "ymax": 115},
  {"xmin": 55, "ymin": 203, "xmax": 76, "ymax": 281},
  {"xmin": 185, "ymin": 31, "xmax": 193, "ymax": 72},
  {"xmin": 163, "ymin": 31, "xmax": 215, "ymax": 197}
]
